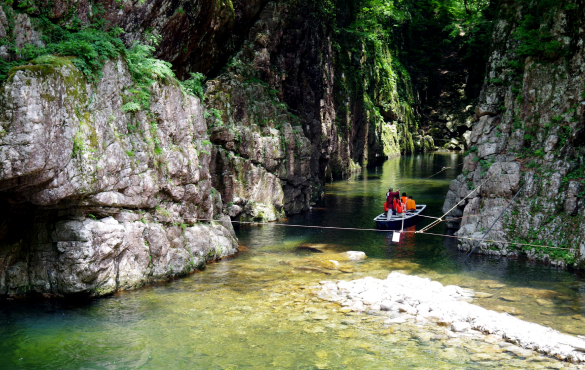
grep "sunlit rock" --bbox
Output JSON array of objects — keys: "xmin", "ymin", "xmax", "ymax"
[{"xmin": 342, "ymin": 251, "xmax": 367, "ymax": 261}]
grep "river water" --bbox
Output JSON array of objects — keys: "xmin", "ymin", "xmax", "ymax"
[{"xmin": 1, "ymin": 153, "xmax": 584, "ymax": 369}]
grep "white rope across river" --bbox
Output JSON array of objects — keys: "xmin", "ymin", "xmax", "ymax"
[
  {"xmin": 196, "ymin": 156, "xmax": 569, "ymax": 255},
  {"xmin": 195, "ymin": 219, "xmax": 575, "ymax": 252},
  {"xmin": 418, "ymin": 156, "xmax": 520, "ymax": 233}
]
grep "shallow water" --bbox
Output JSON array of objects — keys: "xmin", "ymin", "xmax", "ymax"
[{"xmin": 1, "ymin": 153, "xmax": 584, "ymax": 369}]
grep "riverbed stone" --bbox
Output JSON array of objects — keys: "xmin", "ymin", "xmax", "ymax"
[
  {"xmin": 500, "ymin": 296, "xmax": 520, "ymax": 302},
  {"xmin": 342, "ymin": 251, "xmax": 367, "ymax": 261},
  {"xmin": 493, "ymin": 305, "xmax": 522, "ymax": 315},
  {"xmin": 380, "ymin": 300, "xmax": 394, "ymax": 311},
  {"xmin": 451, "ymin": 322, "xmax": 471, "ymax": 332},
  {"xmin": 385, "ymin": 316, "xmax": 407, "ymax": 324},
  {"xmin": 536, "ymin": 298, "xmax": 554, "ymax": 307},
  {"xmin": 315, "ymin": 272, "xmax": 585, "ymax": 363},
  {"xmin": 470, "ymin": 353, "xmax": 495, "ymax": 362}
]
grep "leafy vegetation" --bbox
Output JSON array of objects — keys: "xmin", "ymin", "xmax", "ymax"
[
  {"xmin": 512, "ymin": 0, "xmax": 574, "ymax": 60},
  {"xmin": 181, "ymin": 72, "xmax": 206, "ymax": 100},
  {"xmin": 398, "ymin": 0, "xmax": 495, "ymax": 101},
  {"xmin": 0, "ymin": 2, "xmax": 203, "ymax": 108},
  {"xmin": 0, "ymin": 4, "xmax": 126, "ymax": 82},
  {"xmin": 123, "ymin": 41, "xmax": 175, "ymax": 112},
  {"xmin": 317, "ymin": 0, "xmax": 496, "ymax": 159}
]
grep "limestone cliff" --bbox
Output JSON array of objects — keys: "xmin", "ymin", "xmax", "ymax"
[
  {"xmin": 0, "ymin": 0, "xmax": 427, "ymax": 296},
  {"xmin": 443, "ymin": 1, "xmax": 585, "ymax": 267},
  {"xmin": 0, "ymin": 57, "xmax": 237, "ymax": 297},
  {"xmin": 203, "ymin": 0, "xmax": 427, "ymax": 220},
  {"xmin": 0, "ymin": 0, "xmax": 493, "ymax": 297}
]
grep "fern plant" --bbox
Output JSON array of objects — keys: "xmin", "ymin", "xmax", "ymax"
[{"xmin": 181, "ymin": 72, "xmax": 206, "ymax": 100}]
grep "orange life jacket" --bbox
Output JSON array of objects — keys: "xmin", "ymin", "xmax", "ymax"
[
  {"xmin": 384, "ymin": 201, "xmax": 388, "ymax": 212},
  {"xmin": 401, "ymin": 196, "xmax": 408, "ymax": 204},
  {"xmin": 406, "ymin": 199, "xmax": 416, "ymax": 211},
  {"xmin": 396, "ymin": 203, "xmax": 404, "ymax": 213}
]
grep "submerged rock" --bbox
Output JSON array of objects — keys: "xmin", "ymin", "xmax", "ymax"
[
  {"xmin": 500, "ymin": 296, "xmax": 521, "ymax": 302},
  {"xmin": 297, "ymin": 244, "xmax": 326, "ymax": 253}
]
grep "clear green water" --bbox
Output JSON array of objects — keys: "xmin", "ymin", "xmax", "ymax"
[{"xmin": 1, "ymin": 153, "xmax": 584, "ymax": 369}]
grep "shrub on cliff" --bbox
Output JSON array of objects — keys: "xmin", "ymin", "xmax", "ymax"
[{"xmin": 0, "ymin": 4, "xmax": 126, "ymax": 83}]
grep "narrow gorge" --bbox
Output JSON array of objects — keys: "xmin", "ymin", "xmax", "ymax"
[{"xmin": 0, "ymin": 0, "xmax": 583, "ymax": 301}]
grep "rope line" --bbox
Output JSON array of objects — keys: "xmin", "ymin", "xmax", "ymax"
[
  {"xmin": 421, "ymin": 231, "xmax": 575, "ymax": 251},
  {"xmin": 418, "ymin": 156, "xmax": 520, "ymax": 234},
  {"xmin": 463, "ymin": 184, "xmax": 524, "ymax": 262},
  {"xmin": 421, "ymin": 162, "xmax": 466, "ymax": 180},
  {"xmin": 417, "ymin": 214, "xmax": 443, "ymax": 220},
  {"xmin": 197, "ymin": 219, "xmax": 576, "ymax": 251},
  {"xmin": 418, "ymin": 213, "xmax": 487, "ymax": 222},
  {"xmin": 423, "ymin": 166, "xmax": 453, "ymax": 180}
]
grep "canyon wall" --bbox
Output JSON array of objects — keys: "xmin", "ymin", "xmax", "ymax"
[
  {"xmin": 0, "ymin": 57, "xmax": 237, "ymax": 297},
  {"xmin": 0, "ymin": 0, "xmax": 482, "ymax": 297},
  {"xmin": 443, "ymin": 1, "xmax": 585, "ymax": 267},
  {"xmin": 1, "ymin": 1, "xmax": 440, "ymax": 224},
  {"xmin": 0, "ymin": 0, "xmax": 426, "ymax": 296},
  {"xmin": 203, "ymin": 0, "xmax": 430, "ymax": 220}
]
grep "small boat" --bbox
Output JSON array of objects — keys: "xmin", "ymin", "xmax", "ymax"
[{"xmin": 373, "ymin": 205, "xmax": 427, "ymax": 230}]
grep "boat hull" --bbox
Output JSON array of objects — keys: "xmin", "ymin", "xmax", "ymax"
[{"xmin": 374, "ymin": 205, "xmax": 426, "ymax": 230}]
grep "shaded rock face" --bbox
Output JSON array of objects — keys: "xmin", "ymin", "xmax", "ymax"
[
  {"xmin": 443, "ymin": 4, "xmax": 585, "ymax": 267},
  {"xmin": 17, "ymin": 0, "xmax": 268, "ymax": 78},
  {"xmin": 202, "ymin": 1, "xmax": 334, "ymax": 220},
  {"xmin": 205, "ymin": 72, "xmax": 312, "ymax": 219},
  {"xmin": 3, "ymin": 1, "xmax": 425, "ymax": 222},
  {"xmin": 204, "ymin": 1, "xmax": 419, "ymax": 219},
  {"xmin": 0, "ymin": 59, "xmax": 237, "ymax": 297}
]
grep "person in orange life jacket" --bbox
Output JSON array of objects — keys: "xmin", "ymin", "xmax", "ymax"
[
  {"xmin": 393, "ymin": 197, "xmax": 404, "ymax": 213},
  {"xmin": 406, "ymin": 196, "xmax": 416, "ymax": 211},
  {"xmin": 395, "ymin": 198, "xmax": 405, "ymax": 214},
  {"xmin": 401, "ymin": 192, "xmax": 408, "ymax": 204}
]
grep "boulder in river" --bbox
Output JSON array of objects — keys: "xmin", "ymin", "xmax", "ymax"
[{"xmin": 342, "ymin": 251, "xmax": 367, "ymax": 261}]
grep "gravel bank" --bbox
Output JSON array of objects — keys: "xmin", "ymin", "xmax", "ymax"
[{"xmin": 316, "ymin": 271, "xmax": 585, "ymax": 363}]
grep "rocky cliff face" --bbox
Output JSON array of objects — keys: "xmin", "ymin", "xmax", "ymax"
[
  {"xmin": 0, "ymin": 0, "xmax": 429, "ymax": 296},
  {"xmin": 0, "ymin": 58, "xmax": 237, "ymax": 297},
  {"xmin": 443, "ymin": 1, "xmax": 585, "ymax": 267},
  {"xmin": 1, "ymin": 0, "xmax": 267, "ymax": 78},
  {"xmin": 0, "ymin": 0, "xmax": 488, "ymax": 296},
  {"xmin": 2, "ymin": 1, "xmax": 436, "ymax": 224},
  {"xmin": 202, "ymin": 0, "xmax": 430, "ymax": 220}
]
